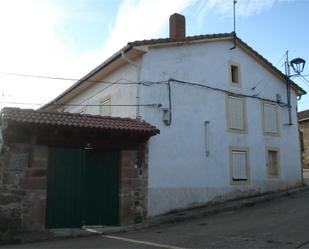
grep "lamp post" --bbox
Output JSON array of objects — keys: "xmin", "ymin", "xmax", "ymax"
[{"xmin": 285, "ymin": 51, "xmax": 306, "ymax": 125}]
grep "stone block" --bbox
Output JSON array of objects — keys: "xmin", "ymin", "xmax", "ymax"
[
  {"xmin": 4, "ymin": 152, "xmax": 29, "ymax": 171},
  {"xmin": 121, "ymin": 150, "xmax": 138, "ymax": 168},
  {"xmin": 10, "ymin": 143, "xmax": 31, "ymax": 153},
  {"xmin": 121, "ymin": 178, "xmax": 145, "ymax": 189},
  {"xmin": 31, "ymin": 159, "xmax": 48, "ymax": 168},
  {"xmin": 20, "ymin": 177, "xmax": 47, "ymax": 190},
  {"xmin": 0, "ymin": 195, "xmax": 21, "ymax": 205},
  {"xmin": 33, "ymin": 146, "xmax": 48, "ymax": 161},
  {"xmin": 26, "ymin": 169, "xmax": 47, "ymax": 178},
  {"xmin": 121, "ymin": 167, "xmax": 139, "ymax": 179}
]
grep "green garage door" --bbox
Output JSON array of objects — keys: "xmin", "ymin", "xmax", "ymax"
[{"xmin": 46, "ymin": 147, "xmax": 119, "ymax": 228}]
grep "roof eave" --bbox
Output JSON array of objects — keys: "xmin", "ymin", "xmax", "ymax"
[{"xmin": 40, "ymin": 44, "xmax": 133, "ymax": 111}]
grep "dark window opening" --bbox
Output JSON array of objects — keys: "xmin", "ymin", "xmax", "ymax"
[{"xmin": 231, "ymin": 65, "xmax": 239, "ymax": 84}]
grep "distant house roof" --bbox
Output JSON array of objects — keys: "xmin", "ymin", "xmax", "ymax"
[
  {"xmin": 41, "ymin": 32, "xmax": 306, "ymax": 110},
  {"xmin": 1, "ymin": 107, "xmax": 159, "ymax": 136},
  {"xmin": 298, "ymin": 109, "xmax": 309, "ymax": 122}
]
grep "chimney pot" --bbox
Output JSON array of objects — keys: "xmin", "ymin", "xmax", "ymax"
[{"xmin": 169, "ymin": 13, "xmax": 186, "ymax": 39}]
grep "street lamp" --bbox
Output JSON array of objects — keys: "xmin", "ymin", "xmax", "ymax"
[{"xmin": 290, "ymin": 57, "xmax": 306, "ymax": 75}]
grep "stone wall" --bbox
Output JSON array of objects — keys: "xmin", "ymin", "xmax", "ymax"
[
  {"xmin": 299, "ymin": 121, "xmax": 309, "ymax": 168},
  {"xmin": 119, "ymin": 146, "xmax": 148, "ymax": 225},
  {"xmin": 0, "ymin": 143, "xmax": 48, "ymax": 242},
  {"xmin": 0, "ymin": 142, "xmax": 149, "ymax": 241}
]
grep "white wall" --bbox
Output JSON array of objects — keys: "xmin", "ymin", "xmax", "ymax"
[
  {"xmin": 140, "ymin": 40, "xmax": 302, "ymax": 216},
  {"xmin": 61, "ymin": 58, "xmax": 141, "ymax": 118}
]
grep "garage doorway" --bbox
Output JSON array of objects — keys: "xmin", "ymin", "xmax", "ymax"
[{"xmin": 46, "ymin": 147, "xmax": 119, "ymax": 228}]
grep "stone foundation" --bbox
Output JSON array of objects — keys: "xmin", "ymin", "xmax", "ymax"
[{"xmin": 0, "ymin": 143, "xmax": 48, "ymax": 242}]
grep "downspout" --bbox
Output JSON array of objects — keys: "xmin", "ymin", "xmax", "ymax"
[{"xmin": 121, "ymin": 51, "xmax": 142, "ymax": 119}]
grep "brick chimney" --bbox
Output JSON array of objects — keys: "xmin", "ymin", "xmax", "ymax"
[{"xmin": 169, "ymin": 13, "xmax": 186, "ymax": 39}]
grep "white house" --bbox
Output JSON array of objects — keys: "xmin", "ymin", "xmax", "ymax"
[{"xmin": 42, "ymin": 13, "xmax": 305, "ymax": 217}]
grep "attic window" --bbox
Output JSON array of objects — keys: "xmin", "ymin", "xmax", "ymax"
[
  {"xmin": 229, "ymin": 61, "xmax": 241, "ymax": 85},
  {"xmin": 231, "ymin": 65, "xmax": 239, "ymax": 84}
]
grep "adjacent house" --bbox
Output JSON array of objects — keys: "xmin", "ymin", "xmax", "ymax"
[
  {"xmin": 0, "ymin": 13, "xmax": 306, "ymax": 235},
  {"xmin": 298, "ymin": 109, "xmax": 309, "ymax": 168}
]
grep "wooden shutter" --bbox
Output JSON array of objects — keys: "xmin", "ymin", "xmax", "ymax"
[
  {"xmin": 228, "ymin": 96, "xmax": 245, "ymax": 131},
  {"xmin": 263, "ymin": 103, "xmax": 278, "ymax": 134},
  {"xmin": 231, "ymin": 150, "xmax": 248, "ymax": 180}
]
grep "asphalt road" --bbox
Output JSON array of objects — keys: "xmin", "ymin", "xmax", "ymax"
[{"xmin": 3, "ymin": 188, "xmax": 309, "ymax": 249}]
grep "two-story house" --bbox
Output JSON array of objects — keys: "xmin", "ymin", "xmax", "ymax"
[
  {"xmin": 0, "ymin": 13, "xmax": 305, "ymax": 233},
  {"xmin": 42, "ymin": 13, "xmax": 305, "ymax": 217}
]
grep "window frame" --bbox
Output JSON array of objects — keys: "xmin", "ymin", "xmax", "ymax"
[
  {"xmin": 229, "ymin": 61, "xmax": 241, "ymax": 87},
  {"xmin": 229, "ymin": 146, "xmax": 250, "ymax": 185},
  {"xmin": 99, "ymin": 95, "xmax": 111, "ymax": 116},
  {"xmin": 266, "ymin": 147, "xmax": 280, "ymax": 178},
  {"xmin": 226, "ymin": 94, "xmax": 247, "ymax": 134},
  {"xmin": 261, "ymin": 101, "xmax": 280, "ymax": 137}
]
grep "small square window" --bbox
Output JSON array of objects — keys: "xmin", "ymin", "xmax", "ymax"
[
  {"xmin": 231, "ymin": 65, "xmax": 240, "ymax": 84},
  {"xmin": 266, "ymin": 148, "xmax": 280, "ymax": 177}
]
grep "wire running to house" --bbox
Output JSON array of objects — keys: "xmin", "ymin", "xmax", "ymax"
[
  {"xmin": 0, "ymin": 71, "xmax": 167, "ymax": 85},
  {"xmin": 0, "ymin": 101, "xmax": 161, "ymax": 108},
  {"xmin": 169, "ymin": 78, "xmax": 288, "ymax": 105}
]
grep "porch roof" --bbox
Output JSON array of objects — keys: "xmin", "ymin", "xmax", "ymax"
[{"xmin": 1, "ymin": 107, "xmax": 159, "ymax": 136}]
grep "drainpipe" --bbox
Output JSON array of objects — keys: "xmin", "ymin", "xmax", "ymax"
[{"xmin": 121, "ymin": 51, "xmax": 142, "ymax": 119}]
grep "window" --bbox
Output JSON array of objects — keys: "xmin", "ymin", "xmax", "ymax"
[
  {"xmin": 100, "ymin": 97, "xmax": 111, "ymax": 116},
  {"xmin": 266, "ymin": 148, "xmax": 280, "ymax": 177},
  {"xmin": 262, "ymin": 102, "xmax": 279, "ymax": 136},
  {"xmin": 229, "ymin": 61, "xmax": 241, "ymax": 85},
  {"xmin": 227, "ymin": 95, "xmax": 247, "ymax": 133},
  {"xmin": 230, "ymin": 147, "xmax": 249, "ymax": 184}
]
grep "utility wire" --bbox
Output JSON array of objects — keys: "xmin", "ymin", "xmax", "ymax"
[
  {"xmin": 299, "ymin": 75, "xmax": 309, "ymax": 85},
  {"xmin": 0, "ymin": 71, "xmax": 167, "ymax": 85},
  {"xmin": 170, "ymin": 78, "xmax": 287, "ymax": 105},
  {"xmin": 0, "ymin": 101, "xmax": 161, "ymax": 107}
]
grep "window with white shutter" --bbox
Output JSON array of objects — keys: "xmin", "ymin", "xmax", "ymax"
[
  {"xmin": 230, "ymin": 147, "xmax": 249, "ymax": 184},
  {"xmin": 262, "ymin": 102, "xmax": 279, "ymax": 136},
  {"xmin": 227, "ymin": 95, "xmax": 247, "ymax": 133},
  {"xmin": 266, "ymin": 148, "xmax": 280, "ymax": 177},
  {"xmin": 100, "ymin": 97, "xmax": 111, "ymax": 116}
]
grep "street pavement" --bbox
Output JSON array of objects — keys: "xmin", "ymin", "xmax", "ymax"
[{"xmin": 2, "ymin": 185, "xmax": 309, "ymax": 248}]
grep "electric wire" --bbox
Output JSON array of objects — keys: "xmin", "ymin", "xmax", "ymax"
[
  {"xmin": 0, "ymin": 71, "xmax": 167, "ymax": 85},
  {"xmin": 169, "ymin": 78, "xmax": 287, "ymax": 105},
  {"xmin": 0, "ymin": 101, "xmax": 160, "ymax": 107}
]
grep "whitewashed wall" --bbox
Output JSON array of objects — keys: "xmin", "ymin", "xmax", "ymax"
[
  {"xmin": 140, "ymin": 40, "xmax": 302, "ymax": 216},
  {"xmin": 61, "ymin": 58, "xmax": 141, "ymax": 118}
]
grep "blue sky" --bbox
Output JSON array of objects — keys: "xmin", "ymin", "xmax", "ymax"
[{"xmin": 0, "ymin": 0, "xmax": 308, "ymax": 110}]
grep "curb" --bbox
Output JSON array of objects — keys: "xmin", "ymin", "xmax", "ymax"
[
  {"xmin": 7, "ymin": 184, "xmax": 309, "ymax": 245},
  {"xmin": 94, "ymin": 184, "xmax": 309, "ymax": 235}
]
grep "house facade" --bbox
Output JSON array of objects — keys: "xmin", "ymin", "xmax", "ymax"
[{"xmin": 0, "ymin": 12, "xmax": 301, "ymax": 233}]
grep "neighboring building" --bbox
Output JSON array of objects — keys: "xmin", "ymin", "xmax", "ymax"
[
  {"xmin": 0, "ymin": 13, "xmax": 306, "ymax": 235},
  {"xmin": 298, "ymin": 109, "xmax": 309, "ymax": 168}
]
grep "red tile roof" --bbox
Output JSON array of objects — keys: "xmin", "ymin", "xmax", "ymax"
[
  {"xmin": 1, "ymin": 107, "xmax": 159, "ymax": 135},
  {"xmin": 128, "ymin": 33, "xmax": 232, "ymax": 46},
  {"xmin": 298, "ymin": 110, "xmax": 309, "ymax": 122},
  {"xmin": 129, "ymin": 33, "xmax": 305, "ymax": 95},
  {"xmin": 41, "ymin": 32, "xmax": 305, "ymax": 111}
]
